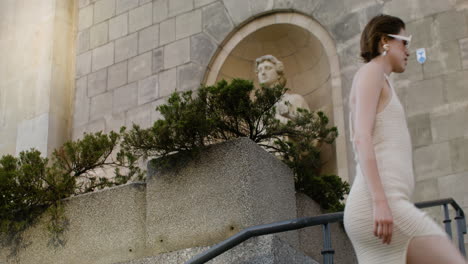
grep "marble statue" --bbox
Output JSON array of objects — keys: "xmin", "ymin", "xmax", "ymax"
[{"xmin": 255, "ymin": 55, "xmax": 310, "ymax": 123}]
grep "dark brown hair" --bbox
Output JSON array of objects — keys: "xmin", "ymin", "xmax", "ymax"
[{"xmin": 360, "ymin": 14, "xmax": 406, "ymax": 63}]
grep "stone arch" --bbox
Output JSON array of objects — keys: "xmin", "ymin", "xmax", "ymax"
[{"xmin": 204, "ymin": 12, "xmax": 349, "ymax": 181}]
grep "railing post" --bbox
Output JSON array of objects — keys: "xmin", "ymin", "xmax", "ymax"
[
  {"xmin": 454, "ymin": 209, "xmax": 466, "ymax": 257},
  {"xmin": 443, "ymin": 204, "xmax": 453, "ymax": 239},
  {"xmin": 321, "ymin": 223, "xmax": 335, "ymax": 264}
]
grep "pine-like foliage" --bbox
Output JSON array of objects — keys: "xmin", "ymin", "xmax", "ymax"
[{"xmin": 123, "ymin": 79, "xmax": 349, "ymax": 211}]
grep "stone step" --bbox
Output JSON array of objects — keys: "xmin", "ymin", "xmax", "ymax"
[{"xmin": 115, "ymin": 235, "xmax": 319, "ymax": 264}]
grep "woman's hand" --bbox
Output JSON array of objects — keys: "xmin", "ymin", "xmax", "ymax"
[{"xmin": 373, "ymin": 200, "xmax": 393, "ymax": 244}]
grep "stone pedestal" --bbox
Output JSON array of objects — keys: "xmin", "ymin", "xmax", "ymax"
[{"xmin": 145, "ymin": 137, "xmax": 299, "ymax": 254}]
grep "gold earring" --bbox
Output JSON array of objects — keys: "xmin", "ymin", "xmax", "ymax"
[{"xmin": 382, "ymin": 44, "xmax": 390, "ymax": 56}]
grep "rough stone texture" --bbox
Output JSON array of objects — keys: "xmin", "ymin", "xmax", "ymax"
[
  {"xmin": 115, "ymin": 32, "xmax": 138, "ymax": 63},
  {"xmin": 190, "ymin": 32, "xmax": 218, "ymax": 68},
  {"xmin": 413, "ymin": 142, "xmax": 452, "ymax": 181},
  {"xmin": 434, "ymin": 10, "xmax": 468, "ymax": 42},
  {"xmin": 78, "ymin": 4, "xmax": 93, "ymax": 30},
  {"xmin": 175, "ymin": 9, "xmax": 202, "ymax": 40},
  {"xmin": 383, "ymin": 0, "xmax": 453, "ymax": 21},
  {"xmin": 145, "ymin": 138, "xmax": 299, "ymax": 254},
  {"xmin": 405, "ymin": 77, "xmax": 444, "ymax": 116},
  {"xmin": 430, "ymin": 103, "xmax": 468, "ymax": 143},
  {"xmin": 138, "ymin": 24, "xmax": 159, "ymax": 54},
  {"xmin": 163, "ymin": 38, "xmax": 190, "ymax": 69},
  {"xmin": 94, "ymin": 0, "xmax": 116, "ymax": 24},
  {"xmin": 423, "ymin": 40, "xmax": 462, "ymax": 79},
  {"xmin": 449, "ymin": 137, "xmax": 468, "ymax": 173},
  {"xmin": 202, "ymin": 2, "xmax": 234, "ymax": 44},
  {"xmin": 138, "ymin": 74, "xmax": 159, "ymax": 105},
  {"xmin": 125, "ymin": 103, "xmax": 154, "ymax": 128},
  {"xmin": 129, "ymin": 2, "xmax": 153, "ymax": 33},
  {"xmin": 73, "ymin": 77, "xmax": 90, "ymax": 128},
  {"xmin": 116, "ymin": 0, "xmax": 139, "ymax": 14},
  {"xmin": 128, "ymin": 52, "xmax": 153, "ymax": 83},
  {"xmin": 223, "ymin": 0, "xmax": 251, "ymax": 25},
  {"xmin": 90, "ymin": 91, "xmax": 113, "ymax": 120},
  {"xmin": 332, "ymin": 13, "xmax": 360, "ymax": 43},
  {"xmin": 408, "ymin": 113, "xmax": 432, "ymax": 148},
  {"xmin": 76, "ymin": 50, "xmax": 92, "ymax": 77},
  {"xmin": 177, "ymin": 62, "xmax": 204, "ymax": 91},
  {"xmin": 444, "ymin": 70, "xmax": 468, "ymax": 103},
  {"xmin": 250, "ymin": 0, "xmax": 274, "ymax": 14},
  {"xmin": 153, "ymin": 0, "xmax": 168, "ymax": 23},
  {"xmin": 87, "ymin": 67, "xmax": 107, "ymax": 97},
  {"xmin": 0, "ymin": 183, "xmax": 147, "ymax": 264},
  {"xmin": 158, "ymin": 67, "xmax": 177, "ymax": 97},
  {"xmin": 159, "ymin": 17, "xmax": 175, "ymax": 46},
  {"xmin": 108, "ymin": 60, "xmax": 128, "ymax": 90},
  {"xmin": 77, "ymin": 29, "xmax": 90, "ymax": 54},
  {"xmin": 152, "ymin": 47, "xmax": 164, "ymax": 74},
  {"xmin": 90, "ymin": 21, "xmax": 108, "ymax": 49},
  {"xmin": 296, "ymin": 193, "xmax": 358, "ymax": 264},
  {"xmin": 109, "ymin": 13, "xmax": 128, "ymax": 41},
  {"xmin": 168, "ymin": 0, "xmax": 194, "ymax": 17},
  {"xmin": 105, "ymin": 112, "xmax": 126, "ymax": 133},
  {"xmin": 195, "ymin": 0, "xmax": 218, "ymax": 8},
  {"xmin": 92, "ymin": 42, "xmax": 114, "ymax": 72},
  {"xmin": 117, "ymin": 236, "xmax": 318, "ymax": 264},
  {"xmin": 461, "ymin": 38, "xmax": 468, "ymax": 70},
  {"xmin": 113, "ymin": 82, "xmax": 138, "ymax": 113}
]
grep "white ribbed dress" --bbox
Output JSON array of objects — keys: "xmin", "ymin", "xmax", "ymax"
[{"xmin": 343, "ymin": 75, "xmax": 447, "ymax": 263}]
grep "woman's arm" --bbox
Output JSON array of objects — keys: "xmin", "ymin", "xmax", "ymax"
[{"xmin": 353, "ymin": 66, "xmax": 393, "ymax": 244}]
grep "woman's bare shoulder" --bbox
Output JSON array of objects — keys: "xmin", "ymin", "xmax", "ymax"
[{"xmin": 353, "ymin": 63, "xmax": 385, "ymax": 91}]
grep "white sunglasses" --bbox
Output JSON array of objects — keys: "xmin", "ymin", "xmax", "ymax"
[{"xmin": 388, "ymin": 34, "xmax": 412, "ymax": 49}]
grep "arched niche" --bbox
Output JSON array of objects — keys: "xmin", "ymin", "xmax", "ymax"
[{"xmin": 204, "ymin": 13, "xmax": 349, "ymax": 181}]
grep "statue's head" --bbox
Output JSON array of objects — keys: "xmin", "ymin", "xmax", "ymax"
[{"xmin": 255, "ymin": 55, "xmax": 286, "ymax": 87}]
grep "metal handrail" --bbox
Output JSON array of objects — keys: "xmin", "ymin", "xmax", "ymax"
[{"xmin": 186, "ymin": 198, "xmax": 466, "ymax": 264}]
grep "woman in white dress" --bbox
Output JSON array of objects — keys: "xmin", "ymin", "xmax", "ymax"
[{"xmin": 343, "ymin": 14, "xmax": 467, "ymax": 264}]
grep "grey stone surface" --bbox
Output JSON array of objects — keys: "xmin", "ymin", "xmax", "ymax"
[
  {"xmin": 145, "ymin": 138, "xmax": 299, "ymax": 254},
  {"xmin": 191, "ymin": 32, "xmax": 218, "ymax": 68},
  {"xmin": 408, "ymin": 113, "xmax": 432, "ymax": 148},
  {"xmin": 129, "ymin": 2, "xmax": 153, "ymax": 33},
  {"xmin": 152, "ymin": 47, "xmax": 164, "ymax": 73},
  {"xmin": 423, "ymin": 40, "xmax": 462, "ymax": 79},
  {"xmin": 435, "ymin": 10, "xmax": 468, "ymax": 42},
  {"xmin": 405, "ymin": 77, "xmax": 444, "ymax": 115},
  {"xmin": 118, "ymin": 236, "xmax": 318, "ymax": 264},
  {"xmin": 116, "ymin": 0, "xmax": 139, "ymax": 15},
  {"xmin": 125, "ymin": 103, "xmax": 154, "ymax": 128},
  {"xmin": 87, "ymin": 67, "xmax": 107, "ymax": 97},
  {"xmin": 94, "ymin": 0, "xmax": 116, "ymax": 24},
  {"xmin": 105, "ymin": 112, "xmax": 126, "ymax": 133},
  {"xmin": 332, "ymin": 13, "xmax": 360, "ymax": 42},
  {"xmin": 195, "ymin": 0, "xmax": 218, "ymax": 8},
  {"xmin": 159, "ymin": 17, "xmax": 175, "ymax": 46},
  {"xmin": 73, "ymin": 76, "xmax": 90, "ymax": 128},
  {"xmin": 175, "ymin": 9, "xmax": 202, "ymax": 40},
  {"xmin": 128, "ymin": 51, "xmax": 153, "ymax": 83},
  {"xmin": 250, "ymin": 0, "xmax": 274, "ymax": 14},
  {"xmin": 383, "ymin": 0, "xmax": 453, "ymax": 21},
  {"xmin": 139, "ymin": 24, "xmax": 159, "ymax": 54},
  {"xmin": 444, "ymin": 70, "xmax": 468, "ymax": 103},
  {"xmin": 113, "ymin": 82, "xmax": 138, "ymax": 113},
  {"xmin": 449, "ymin": 137, "xmax": 468, "ymax": 173},
  {"xmin": 430, "ymin": 103, "xmax": 468, "ymax": 143},
  {"xmin": 438, "ymin": 171, "xmax": 468, "ymax": 208},
  {"xmin": 109, "ymin": 13, "xmax": 129, "ymax": 41},
  {"xmin": 177, "ymin": 62, "xmax": 204, "ymax": 91},
  {"xmin": 115, "ymin": 32, "xmax": 138, "ymax": 63},
  {"xmin": 413, "ymin": 142, "xmax": 452, "ymax": 181},
  {"xmin": 86, "ymin": 118, "xmax": 106, "ymax": 134},
  {"xmin": 76, "ymin": 50, "xmax": 92, "ymax": 77},
  {"xmin": 108, "ymin": 60, "xmax": 128, "ymax": 90},
  {"xmin": 164, "ymin": 38, "xmax": 190, "ymax": 69},
  {"xmin": 138, "ymin": 74, "xmax": 159, "ymax": 105},
  {"xmin": 168, "ymin": 0, "xmax": 194, "ymax": 17},
  {"xmin": 0, "ymin": 183, "xmax": 147, "ymax": 264},
  {"xmin": 79, "ymin": 0, "xmax": 91, "ymax": 9},
  {"xmin": 223, "ymin": 0, "xmax": 251, "ymax": 25},
  {"xmin": 202, "ymin": 2, "xmax": 234, "ymax": 44},
  {"xmin": 153, "ymin": 0, "xmax": 168, "ymax": 23},
  {"xmin": 158, "ymin": 67, "xmax": 177, "ymax": 97},
  {"xmin": 413, "ymin": 178, "xmax": 440, "ymax": 203},
  {"xmin": 296, "ymin": 193, "xmax": 357, "ymax": 264},
  {"xmin": 90, "ymin": 91, "xmax": 113, "ymax": 120},
  {"xmin": 92, "ymin": 42, "xmax": 115, "ymax": 71},
  {"xmin": 78, "ymin": 4, "xmax": 93, "ymax": 30},
  {"xmin": 461, "ymin": 38, "xmax": 468, "ymax": 70},
  {"xmin": 77, "ymin": 28, "xmax": 90, "ymax": 54},
  {"xmin": 312, "ymin": 0, "xmax": 347, "ymax": 28},
  {"xmin": 90, "ymin": 21, "xmax": 108, "ymax": 49},
  {"xmin": 275, "ymin": 0, "xmax": 320, "ymax": 14}
]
